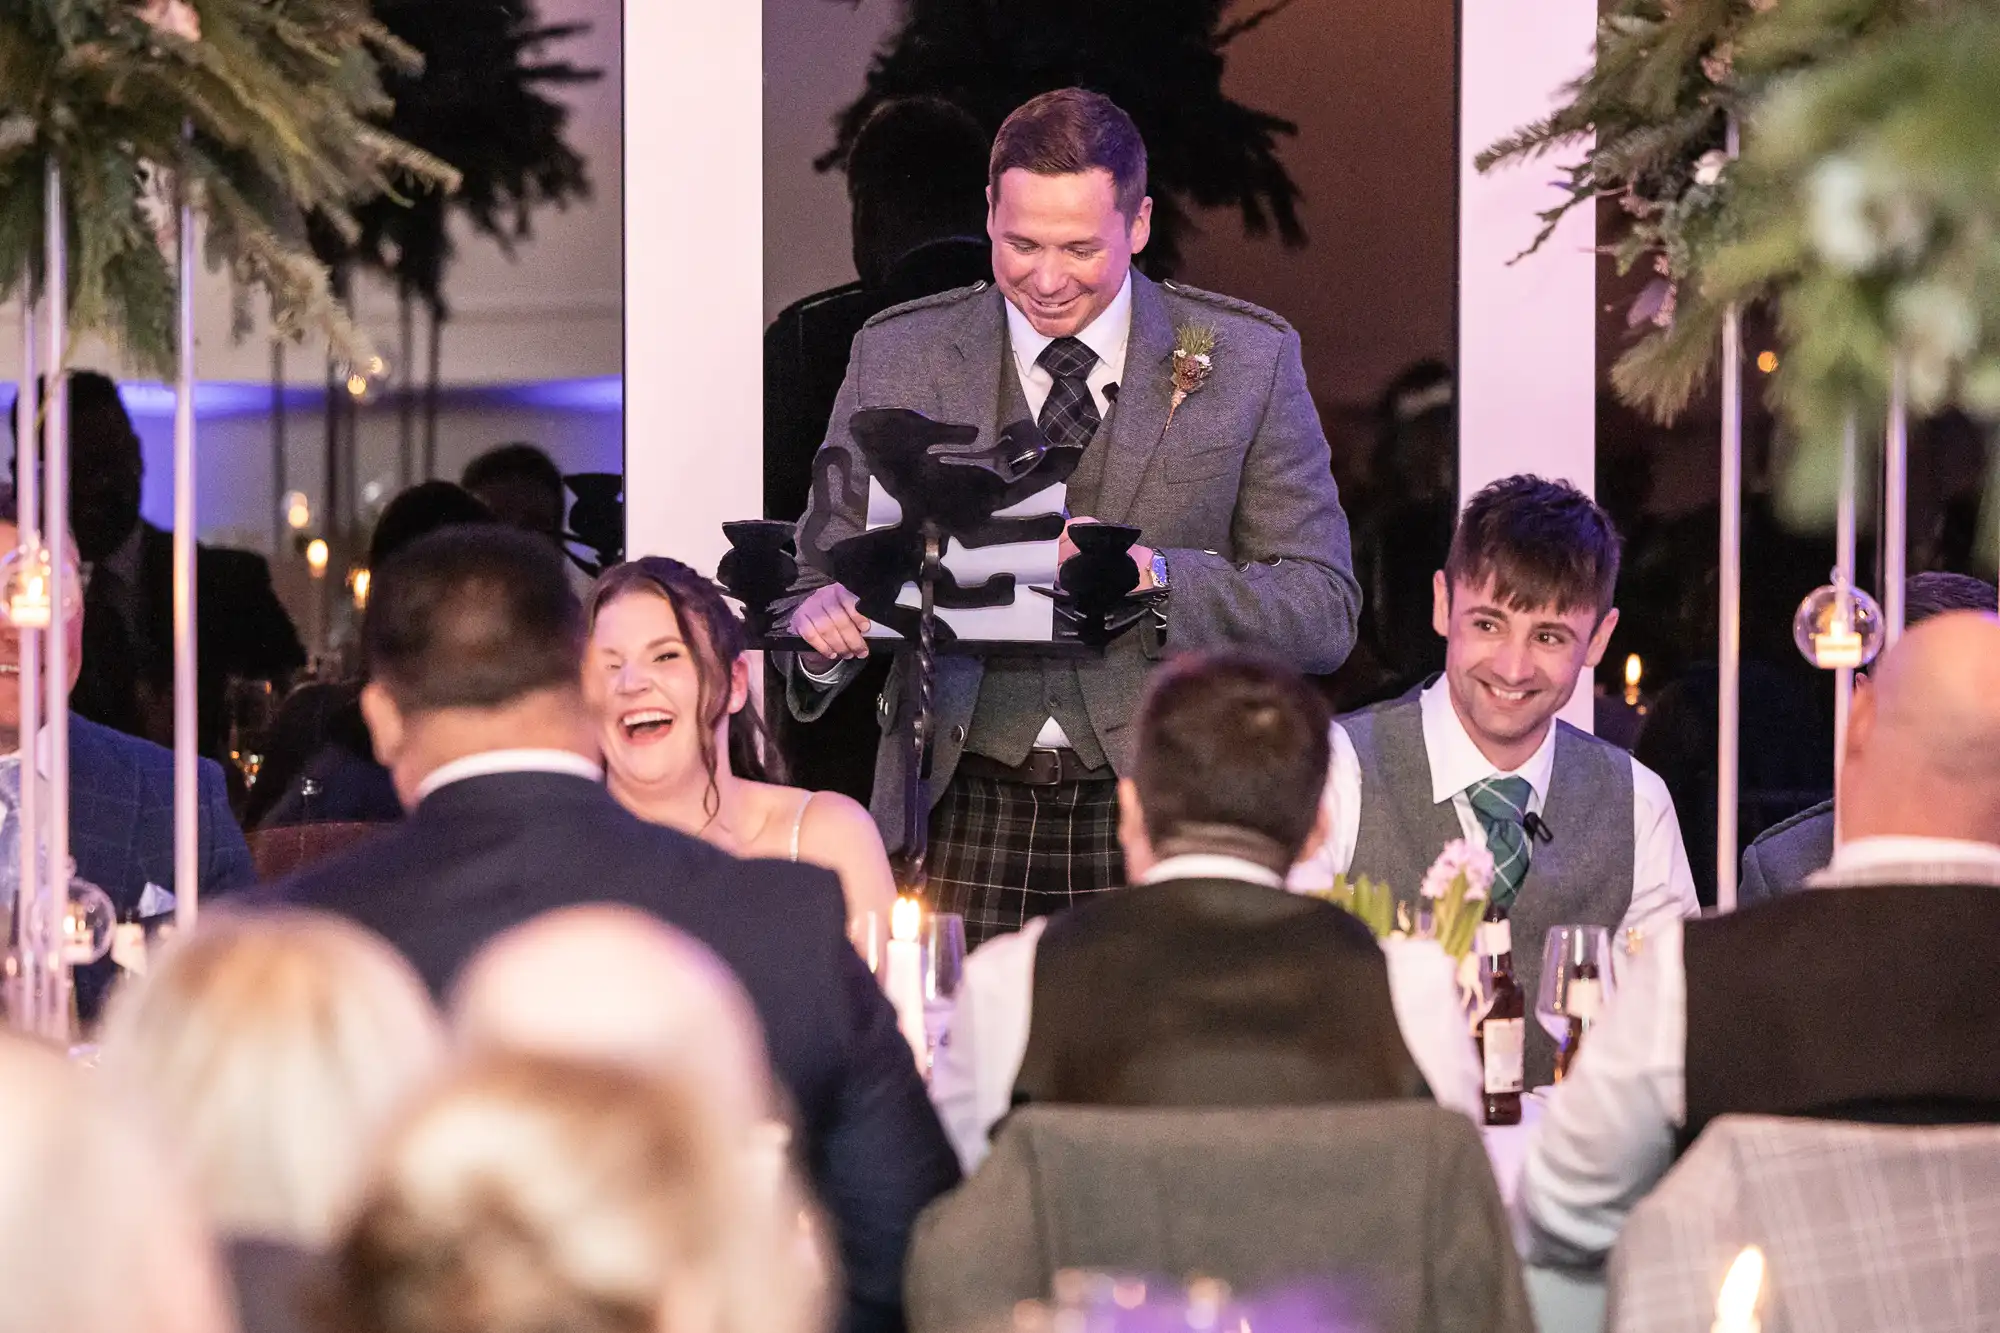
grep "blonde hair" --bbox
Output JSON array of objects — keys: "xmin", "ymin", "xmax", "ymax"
[
  {"xmin": 97, "ymin": 909, "xmax": 446, "ymax": 1246},
  {"xmin": 328, "ymin": 1052, "xmax": 826, "ymax": 1333},
  {"xmin": 0, "ymin": 1032, "xmax": 235, "ymax": 1333}
]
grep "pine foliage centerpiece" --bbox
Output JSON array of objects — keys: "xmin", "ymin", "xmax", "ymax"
[{"xmin": 0, "ymin": 0, "xmax": 458, "ymax": 373}]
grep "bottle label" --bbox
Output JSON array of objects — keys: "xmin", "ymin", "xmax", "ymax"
[
  {"xmin": 1478, "ymin": 918, "xmax": 1512, "ymax": 958},
  {"xmin": 1482, "ymin": 1017, "xmax": 1525, "ymax": 1094},
  {"xmin": 1568, "ymin": 977, "xmax": 1602, "ymax": 1021}
]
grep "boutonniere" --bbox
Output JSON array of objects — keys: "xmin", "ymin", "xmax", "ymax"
[{"xmin": 1168, "ymin": 323, "xmax": 1217, "ymax": 426}]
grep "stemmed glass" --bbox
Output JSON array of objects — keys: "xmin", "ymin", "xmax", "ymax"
[
  {"xmin": 224, "ymin": 677, "xmax": 277, "ymax": 789},
  {"xmin": 921, "ymin": 911, "xmax": 966, "ymax": 1070},
  {"xmin": 1537, "ymin": 924, "xmax": 1614, "ymax": 1082}
]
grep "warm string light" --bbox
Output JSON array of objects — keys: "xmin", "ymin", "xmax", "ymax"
[{"xmin": 283, "ymin": 490, "xmax": 312, "ymax": 531}]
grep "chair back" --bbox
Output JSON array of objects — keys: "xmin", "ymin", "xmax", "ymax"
[
  {"xmin": 905, "ymin": 1102, "xmax": 1532, "ymax": 1333},
  {"xmin": 1609, "ymin": 1115, "xmax": 2000, "ymax": 1333},
  {"xmin": 247, "ymin": 821, "xmax": 385, "ymax": 882}
]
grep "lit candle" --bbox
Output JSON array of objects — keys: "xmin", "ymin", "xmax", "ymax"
[
  {"xmin": 1623, "ymin": 653, "xmax": 1644, "ymax": 707},
  {"xmin": 1712, "ymin": 1245, "xmax": 1764, "ymax": 1333},
  {"xmin": 305, "ymin": 538, "xmax": 330, "ymax": 578},
  {"xmin": 885, "ymin": 896, "xmax": 928, "ymax": 1068}
]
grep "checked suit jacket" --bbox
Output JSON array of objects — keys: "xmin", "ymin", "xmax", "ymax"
[
  {"xmin": 68, "ymin": 714, "xmax": 257, "ymax": 1019},
  {"xmin": 788, "ymin": 272, "xmax": 1360, "ymax": 850}
]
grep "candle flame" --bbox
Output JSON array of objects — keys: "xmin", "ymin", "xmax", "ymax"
[
  {"xmin": 351, "ymin": 568, "xmax": 371, "ymax": 608},
  {"xmin": 1716, "ymin": 1245, "xmax": 1765, "ymax": 1326},
  {"xmin": 891, "ymin": 895, "xmax": 921, "ymax": 943},
  {"xmin": 1624, "ymin": 653, "xmax": 1643, "ymax": 688},
  {"xmin": 284, "ymin": 491, "xmax": 313, "ymax": 531},
  {"xmin": 306, "ymin": 539, "xmax": 330, "ymax": 576}
]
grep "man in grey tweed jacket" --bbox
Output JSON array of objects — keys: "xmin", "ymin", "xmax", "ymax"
[{"xmin": 787, "ymin": 89, "xmax": 1357, "ymax": 944}]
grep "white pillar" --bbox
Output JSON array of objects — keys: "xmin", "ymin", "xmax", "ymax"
[
  {"xmin": 1458, "ymin": 0, "xmax": 1598, "ymax": 728},
  {"xmin": 622, "ymin": 2, "xmax": 762, "ymax": 574}
]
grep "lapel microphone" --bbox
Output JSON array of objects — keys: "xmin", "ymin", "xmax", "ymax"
[
  {"xmin": 1523, "ymin": 811, "xmax": 1554, "ymax": 844},
  {"xmin": 1104, "ymin": 382, "xmax": 1119, "ymax": 404}
]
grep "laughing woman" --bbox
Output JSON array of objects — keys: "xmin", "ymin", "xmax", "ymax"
[{"xmin": 584, "ymin": 557, "xmax": 897, "ymax": 926}]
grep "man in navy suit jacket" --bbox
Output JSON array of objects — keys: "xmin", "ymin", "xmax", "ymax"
[
  {"xmin": 261, "ymin": 526, "xmax": 957, "ymax": 1333},
  {"xmin": 0, "ymin": 491, "xmax": 255, "ymax": 1021}
]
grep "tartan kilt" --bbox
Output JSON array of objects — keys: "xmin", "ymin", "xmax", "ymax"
[{"xmin": 925, "ymin": 773, "xmax": 1125, "ymax": 949}]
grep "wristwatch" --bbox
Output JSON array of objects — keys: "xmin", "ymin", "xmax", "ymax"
[{"xmin": 1149, "ymin": 548, "xmax": 1171, "ymax": 592}]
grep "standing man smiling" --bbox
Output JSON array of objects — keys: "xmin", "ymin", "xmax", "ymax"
[
  {"xmin": 1293, "ymin": 476, "xmax": 1697, "ymax": 1086},
  {"xmin": 788, "ymin": 88, "xmax": 1358, "ymax": 946}
]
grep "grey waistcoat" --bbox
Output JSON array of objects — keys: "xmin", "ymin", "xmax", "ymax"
[
  {"xmin": 1343, "ymin": 694, "xmax": 1636, "ymax": 1088},
  {"xmin": 963, "ymin": 359, "xmax": 1113, "ymax": 768}
]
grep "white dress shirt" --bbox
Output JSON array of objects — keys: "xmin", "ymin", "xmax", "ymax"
[
  {"xmin": 1002, "ymin": 275, "xmax": 1132, "ymax": 751},
  {"xmin": 413, "ymin": 748, "xmax": 604, "ymax": 804},
  {"xmin": 1518, "ymin": 834, "xmax": 2000, "ymax": 1268},
  {"xmin": 928, "ymin": 851, "xmax": 1484, "ymax": 1174},
  {"xmin": 1289, "ymin": 677, "xmax": 1700, "ymax": 935}
]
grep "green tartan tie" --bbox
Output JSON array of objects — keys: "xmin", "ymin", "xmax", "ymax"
[{"xmin": 1466, "ymin": 775, "xmax": 1534, "ymax": 912}]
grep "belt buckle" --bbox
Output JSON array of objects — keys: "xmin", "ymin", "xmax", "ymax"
[{"xmin": 1025, "ymin": 747, "xmax": 1066, "ymax": 786}]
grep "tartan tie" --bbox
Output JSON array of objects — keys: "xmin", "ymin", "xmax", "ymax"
[
  {"xmin": 1466, "ymin": 775, "xmax": 1534, "ymax": 912},
  {"xmin": 1036, "ymin": 337, "xmax": 1102, "ymax": 449}
]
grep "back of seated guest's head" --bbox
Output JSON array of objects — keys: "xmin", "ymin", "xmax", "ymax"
[
  {"xmin": 461, "ymin": 442, "xmax": 566, "ymax": 544},
  {"xmin": 452, "ymin": 905, "xmax": 778, "ymax": 1130},
  {"xmin": 1904, "ymin": 570, "xmax": 1997, "ymax": 625},
  {"xmin": 0, "ymin": 1031, "xmax": 234, "ymax": 1333},
  {"xmin": 1842, "ymin": 611, "xmax": 2000, "ymax": 846},
  {"xmin": 97, "ymin": 909, "xmax": 445, "ymax": 1249},
  {"xmin": 359, "ymin": 525, "xmax": 591, "ymax": 804},
  {"xmin": 1120, "ymin": 653, "xmax": 1331, "ymax": 878},
  {"xmin": 366, "ymin": 481, "xmax": 495, "ymax": 571},
  {"xmin": 326, "ymin": 1051, "xmax": 824, "ymax": 1333}
]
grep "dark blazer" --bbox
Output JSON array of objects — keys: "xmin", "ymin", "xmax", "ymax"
[
  {"xmin": 74, "ymin": 523, "xmax": 306, "ymax": 759},
  {"xmin": 68, "ymin": 715, "xmax": 257, "ymax": 1020},
  {"xmin": 261, "ymin": 768, "xmax": 960, "ymax": 1333},
  {"xmin": 1014, "ymin": 876, "xmax": 1423, "ymax": 1112},
  {"xmin": 1738, "ymin": 798, "xmax": 1835, "ymax": 907}
]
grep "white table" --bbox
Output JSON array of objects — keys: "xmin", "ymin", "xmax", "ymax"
[{"xmin": 1482, "ymin": 1093, "xmax": 1608, "ymax": 1333}]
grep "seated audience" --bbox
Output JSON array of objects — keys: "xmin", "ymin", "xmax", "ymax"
[
  {"xmin": 454, "ymin": 903, "xmax": 781, "ymax": 1130},
  {"xmin": 1523, "ymin": 611, "xmax": 2000, "ymax": 1267},
  {"xmin": 10, "ymin": 370, "xmax": 304, "ymax": 759},
  {"xmin": 98, "ymin": 909, "xmax": 444, "ymax": 1246},
  {"xmin": 0, "ymin": 1030, "xmax": 234, "ymax": 1333},
  {"xmin": 586, "ymin": 557, "xmax": 896, "ymax": 925},
  {"xmin": 0, "ymin": 485, "xmax": 253, "ymax": 1023},
  {"xmin": 259, "ymin": 525, "xmax": 958, "ymax": 1333},
  {"xmin": 1293, "ymin": 475, "xmax": 1699, "ymax": 1087},
  {"xmin": 248, "ymin": 480, "xmax": 496, "ymax": 829},
  {"xmin": 463, "ymin": 441, "xmax": 569, "ymax": 550},
  {"xmin": 935, "ymin": 653, "xmax": 1469, "ymax": 1173},
  {"xmin": 324, "ymin": 1051, "xmax": 824, "ymax": 1333},
  {"xmin": 1738, "ymin": 570, "xmax": 1998, "ymax": 904}
]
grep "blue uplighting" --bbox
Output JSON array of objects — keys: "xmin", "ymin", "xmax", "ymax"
[{"xmin": 112, "ymin": 376, "xmax": 626, "ymax": 416}]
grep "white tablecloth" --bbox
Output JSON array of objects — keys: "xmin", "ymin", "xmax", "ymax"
[{"xmin": 1482, "ymin": 1092, "xmax": 1607, "ymax": 1333}]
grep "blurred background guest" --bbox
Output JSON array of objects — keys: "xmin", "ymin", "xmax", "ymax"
[
  {"xmin": 462, "ymin": 441, "xmax": 569, "ymax": 553},
  {"xmin": 98, "ymin": 910, "xmax": 444, "ymax": 1333},
  {"xmin": 0, "ymin": 486, "xmax": 252, "ymax": 1023},
  {"xmin": 0, "ymin": 1030, "xmax": 235, "ymax": 1333},
  {"xmin": 586, "ymin": 557, "xmax": 895, "ymax": 926},
  {"xmin": 763, "ymin": 96, "xmax": 993, "ymax": 807},
  {"xmin": 8, "ymin": 371, "xmax": 304, "ymax": 761},
  {"xmin": 325, "ymin": 1052, "xmax": 826, "ymax": 1333},
  {"xmin": 1737, "ymin": 570, "xmax": 1999, "ymax": 904},
  {"xmin": 246, "ymin": 480, "xmax": 496, "ymax": 830}
]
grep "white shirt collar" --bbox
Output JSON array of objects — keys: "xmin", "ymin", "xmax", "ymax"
[
  {"xmin": 1141, "ymin": 853, "xmax": 1285, "ymax": 890},
  {"xmin": 1810, "ymin": 835, "xmax": 2000, "ymax": 888},
  {"xmin": 414, "ymin": 749, "xmax": 603, "ymax": 804},
  {"xmin": 1004, "ymin": 271, "xmax": 1134, "ymax": 382},
  {"xmin": 1419, "ymin": 675, "xmax": 1556, "ymax": 807}
]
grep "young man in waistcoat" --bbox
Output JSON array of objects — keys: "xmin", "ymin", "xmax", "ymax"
[
  {"xmin": 1522, "ymin": 611, "xmax": 2000, "ymax": 1267},
  {"xmin": 1293, "ymin": 476, "xmax": 1698, "ymax": 1087}
]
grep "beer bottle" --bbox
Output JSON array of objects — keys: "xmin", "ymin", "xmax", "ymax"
[{"xmin": 1477, "ymin": 902, "xmax": 1525, "ymax": 1125}]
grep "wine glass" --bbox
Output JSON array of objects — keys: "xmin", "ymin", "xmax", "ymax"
[
  {"xmin": 1537, "ymin": 925, "xmax": 1614, "ymax": 1081},
  {"xmin": 225, "ymin": 677, "xmax": 277, "ymax": 789}
]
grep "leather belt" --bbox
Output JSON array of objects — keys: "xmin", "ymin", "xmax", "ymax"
[{"xmin": 956, "ymin": 748, "xmax": 1115, "ymax": 787}]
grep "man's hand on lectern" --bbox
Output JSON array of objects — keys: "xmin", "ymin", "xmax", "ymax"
[{"xmin": 795, "ymin": 583, "xmax": 872, "ymax": 671}]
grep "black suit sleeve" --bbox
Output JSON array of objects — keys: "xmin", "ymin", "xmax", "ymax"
[
  {"xmin": 813, "ymin": 942, "xmax": 961, "ymax": 1333},
  {"xmin": 207, "ymin": 548, "xmax": 307, "ymax": 680}
]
